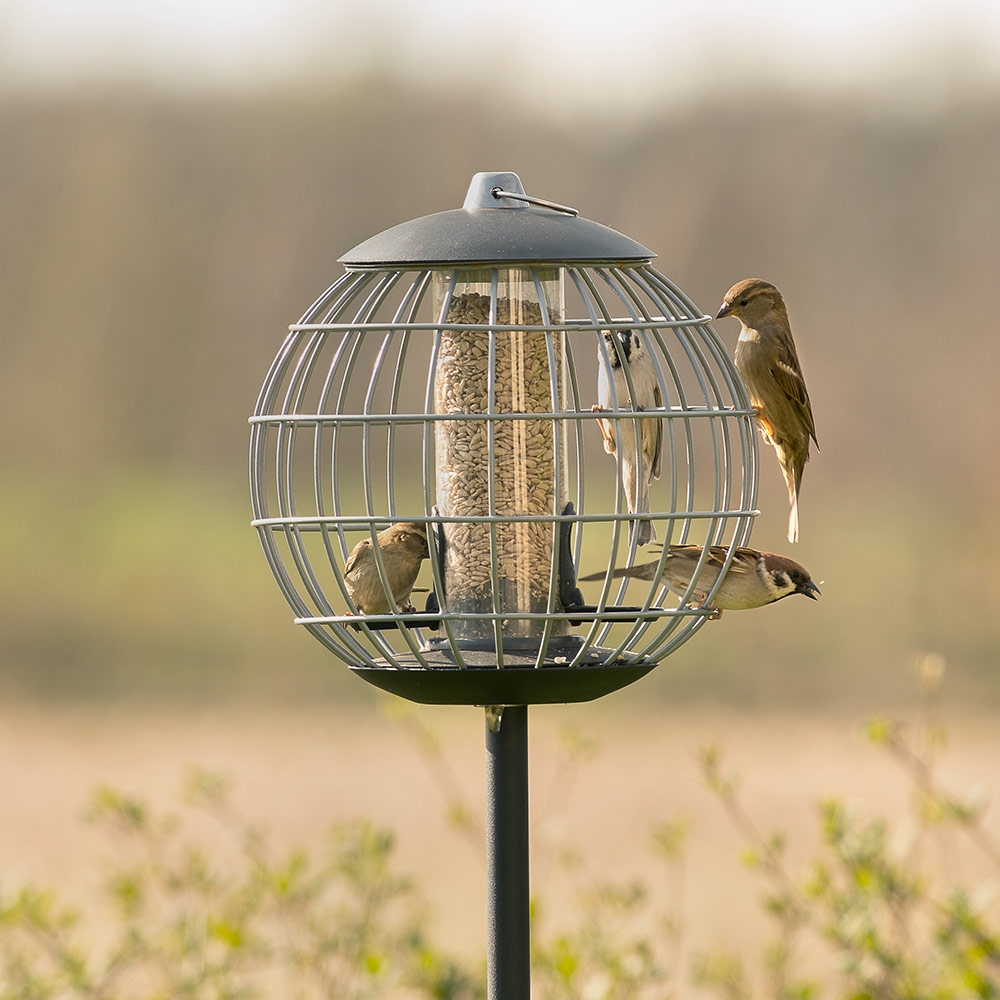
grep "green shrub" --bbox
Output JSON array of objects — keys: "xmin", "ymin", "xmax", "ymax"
[
  {"xmin": 0, "ymin": 769, "xmax": 482, "ymax": 1000},
  {"xmin": 2, "ymin": 660, "xmax": 997, "ymax": 998}
]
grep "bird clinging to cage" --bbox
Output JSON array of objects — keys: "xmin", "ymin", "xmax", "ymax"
[
  {"xmin": 593, "ymin": 329, "xmax": 662, "ymax": 546},
  {"xmin": 343, "ymin": 521, "xmax": 429, "ymax": 615},
  {"xmin": 716, "ymin": 279, "xmax": 817, "ymax": 543},
  {"xmin": 580, "ymin": 543, "xmax": 820, "ymax": 617}
]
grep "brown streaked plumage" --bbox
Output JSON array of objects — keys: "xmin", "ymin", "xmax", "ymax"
[
  {"xmin": 343, "ymin": 521, "xmax": 429, "ymax": 615},
  {"xmin": 716, "ymin": 278, "xmax": 817, "ymax": 543},
  {"xmin": 580, "ymin": 544, "xmax": 820, "ymax": 617}
]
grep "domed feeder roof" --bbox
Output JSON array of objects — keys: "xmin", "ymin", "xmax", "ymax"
[{"xmin": 338, "ymin": 171, "xmax": 655, "ymax": 269}]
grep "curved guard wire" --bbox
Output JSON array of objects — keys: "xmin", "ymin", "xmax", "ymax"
[{"xmin": 249, "ymin": 263, "xmax": 759, "ymax": 704}]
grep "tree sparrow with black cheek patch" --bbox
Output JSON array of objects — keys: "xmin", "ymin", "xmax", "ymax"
[{"xmin": 581, "ymin": 544, "xmax": 820, "ymax": 618}]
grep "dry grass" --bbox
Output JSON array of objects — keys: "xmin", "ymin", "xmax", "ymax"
[{"xmin": 1, "ymin": 696, "xmax": 996, "ymax": 984}]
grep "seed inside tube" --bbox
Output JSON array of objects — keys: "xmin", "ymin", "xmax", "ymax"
[{"xmin": 433, "ymin": 285, "xmax": 568, "ymax": 644}]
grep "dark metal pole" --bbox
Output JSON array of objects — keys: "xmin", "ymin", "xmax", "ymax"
[{"xmin": 485, "ymin": 704, "xmax": 530, "ymax": 999}]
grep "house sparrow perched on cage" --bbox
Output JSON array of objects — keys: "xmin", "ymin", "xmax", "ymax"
[
  {"xmin": 716, "ymin": 279, "xmax": 817, "ymax": 544},
  {"xmin": 343, "ymin": 522, "xmax": 429, "ymax": 615},
  {"xmin": 592, "ymin": 329, "xmax": 663, "ymax": 547},
  {"xmin": 580, "ymin": 544, "xmax": 819, "ymax": 616}
]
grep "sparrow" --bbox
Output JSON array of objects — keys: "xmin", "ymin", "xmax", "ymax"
[
  {"xmin": 716, "ymin": 279, "xmax": 817, "ymax": 543},
  {"xmin": 580, "ymin": 544, "xmax": 820, "ymax": 616},
  {"xmin": 592, "ymin": 329, "xmax": 663, "ymax": 546},
  {"xmin": 343, "ymin": 521, "xmax": 429, "ymax": 615}
]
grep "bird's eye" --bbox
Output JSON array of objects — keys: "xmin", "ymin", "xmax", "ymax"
[{"xmin": 739, "ymin": 297, "xmax": 749, "ymax": 307}]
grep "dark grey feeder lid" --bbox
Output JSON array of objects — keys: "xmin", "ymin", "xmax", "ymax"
[{"xmin": 339, "ymin": 171, "xmax": 655, "ymax": 269}]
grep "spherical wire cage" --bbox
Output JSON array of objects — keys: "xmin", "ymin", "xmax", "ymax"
[{"xmin": 249, "ymin": 172, "xmax": 759, "ymax": 706}]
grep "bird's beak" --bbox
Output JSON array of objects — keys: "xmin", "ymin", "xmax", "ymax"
[
  {"xmin": 716, "ymin": 302, "xmax": 733, "ymax": 320},
  {"xmin": 797, "ymin": 580, "xmax": 821, "ymax": 600}
]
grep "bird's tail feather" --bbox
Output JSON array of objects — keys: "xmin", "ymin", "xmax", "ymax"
[
  {"xmin": 629, "ymin": 478, "xmax": 656, "ymax": 546},
  {"xmin": 631, "ymin": 517, "xmax": 656, "ymax": 547},
  {"xmin": 787, "ymin": 490, "xmax": 799, "ymax": 544},
  {"xmin": 778, "ymin": 457, "xmax": 803, "ymax": 543}
]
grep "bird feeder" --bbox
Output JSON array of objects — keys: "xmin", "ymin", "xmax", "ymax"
[{"xmin": 249, "ymin": 171, "xmax": 759, "ymax": 999}]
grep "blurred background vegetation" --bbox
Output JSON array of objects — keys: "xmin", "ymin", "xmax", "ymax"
[{"xmin": 2, "ymin": 1, "xmax": 999, "ymax": 709}]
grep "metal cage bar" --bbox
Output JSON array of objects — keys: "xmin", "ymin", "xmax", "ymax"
[{"xmin": 249, "ymin": 260, "xmax": 759, "ymax": 691}]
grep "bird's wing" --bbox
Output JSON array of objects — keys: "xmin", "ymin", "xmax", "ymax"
[
  {"xmin": 673, "ymin": 545, "xmax": 759, "ymax": 583},
  {"xmin": 667, "ymin": 544, "xmax": 705, "ymax": 563},
  {"xmin": 769, "ymin": 353, "xmax": 818, "ymax": 446},
  {"xmin": 343, "ymin": 539, "xmax": 370, "ymax": 576},
  {"xmin": 714, "ymin": 546, "xmax": 761, "ymax": 576},
  {"xmin": 663, "ymin": 545, "xmax": 738, "ymax": 603}
]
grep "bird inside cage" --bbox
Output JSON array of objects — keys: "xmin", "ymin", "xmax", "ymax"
[
  {"xmin": 343, "ymin": 522, "xmax": 429, "ymax": 615},
  {"xmin": 592, "ymin": 328, "xmax": 663, "ymax": 547}
]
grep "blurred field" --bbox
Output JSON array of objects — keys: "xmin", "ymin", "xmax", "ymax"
[
  {"xmin": 0, "ymin": 465, "xmax": 995, "ymax": 710},
  {"xmin": 2, "ymin": 85, "xmax": 999, "ymax": 707},
  {"xmin": 1, "ymin": 696, "xmax": 997, "ymax": 987}
]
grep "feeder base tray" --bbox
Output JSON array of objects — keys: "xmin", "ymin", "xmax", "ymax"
[{"xmin": 349, "ymin": 649, "xmax": 658, "ymax": 705}]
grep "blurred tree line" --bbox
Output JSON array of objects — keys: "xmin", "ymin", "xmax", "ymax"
[{"xmin": 1, "ymin": 82, "xmax": 997, "ymax": 704}]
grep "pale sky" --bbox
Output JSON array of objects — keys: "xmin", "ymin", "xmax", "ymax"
[{"xmin": 3, "ymin": 0, "xmax": 1000, "ymax": 113}]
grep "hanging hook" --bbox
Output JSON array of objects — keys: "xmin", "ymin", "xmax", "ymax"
[{"xmin": 490, "ymin": 187, "xmax": 579, "ymax": 216}]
